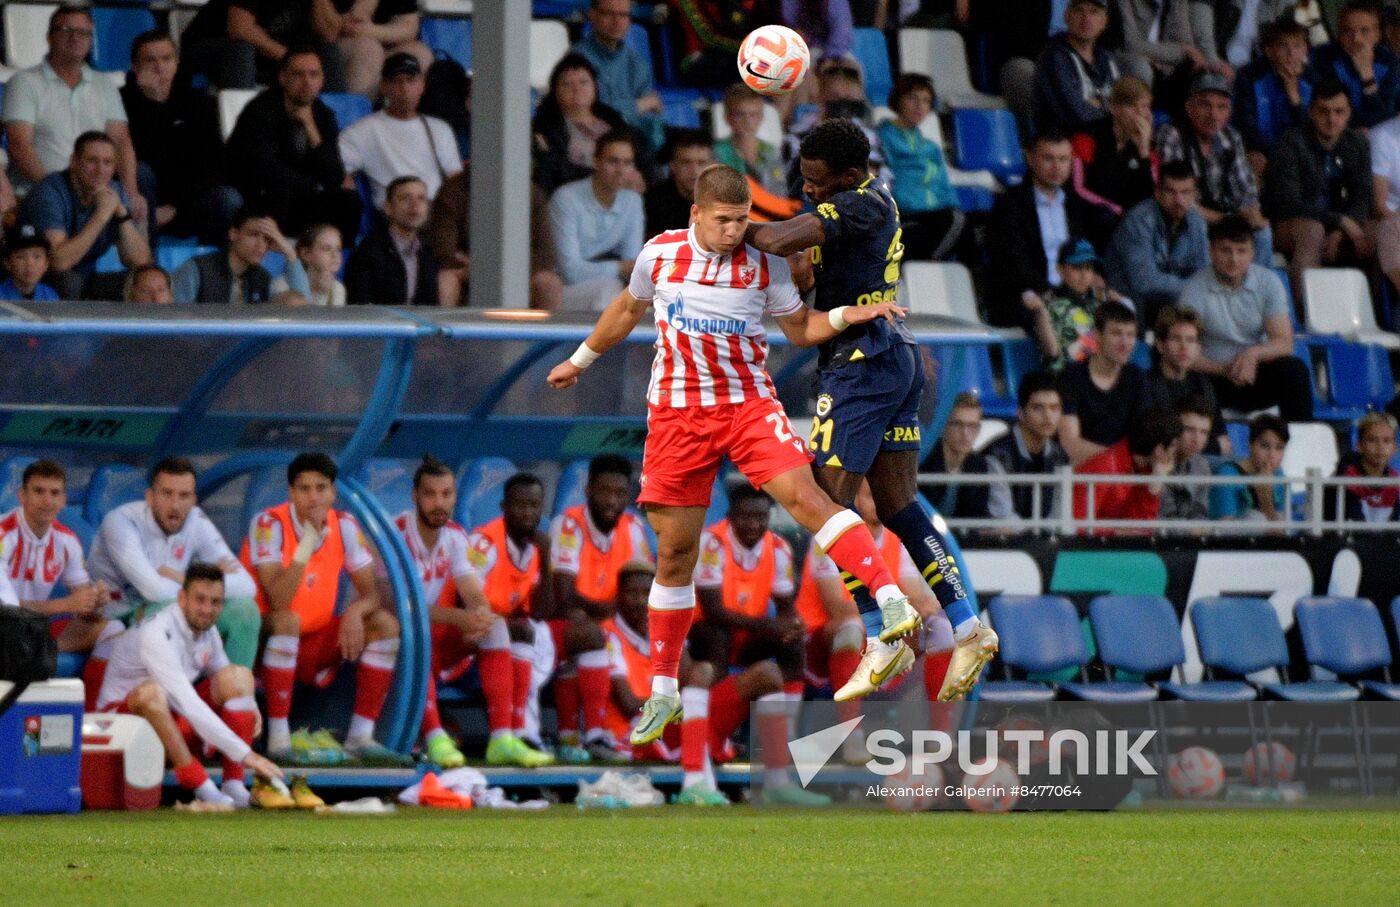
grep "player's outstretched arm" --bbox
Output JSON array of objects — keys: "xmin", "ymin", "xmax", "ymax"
[
  {"xmin": 774, "ymin": 301, "xmax": 907, "ymax": 348},
  {"xmin": 745, "ymin": 214, "xmax": 827, "ymax": 257},
  {"xmin": 546, "ymin": 289, "xmax": 651, "ymax": 389}
]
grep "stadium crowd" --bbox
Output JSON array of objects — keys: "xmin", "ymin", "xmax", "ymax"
[{"xmin": 4, "ymin": 0, "xmax": 1400, "ymax": 800}]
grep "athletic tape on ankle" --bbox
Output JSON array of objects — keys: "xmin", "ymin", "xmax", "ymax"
[
  {"xmin": 649, "ymin": 581, "xmax": 695, "ymax": 610},
  {"xmin": 813, "ymin": 509, "xmax": 863, "ymax": 553}
]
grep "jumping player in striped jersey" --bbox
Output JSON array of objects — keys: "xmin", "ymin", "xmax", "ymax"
[{"xmin": 548, "ymin": 163, "xmax": 918, "ymax": 747}]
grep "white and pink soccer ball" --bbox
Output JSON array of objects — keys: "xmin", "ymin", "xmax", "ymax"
[
  {"xmin": 1168, "ymin": 746, "xmax": 1225, "ymax": 799},
  {"xmin": 737, "ymin": 25, "xmax": 811, "ymax": 96},
  {"xmin": 1242, "ymin": 742, "xmax": 1296, "ymax": 785},
  {"xmin": 883, "ymin": 763, "xmax": 944, "ymax": 813},
  {"xmin": 962, "ymin": 759, "xmax": 1019, "ymax": 813}
]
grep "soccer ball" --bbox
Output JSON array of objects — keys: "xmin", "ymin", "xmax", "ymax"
[
  {"xmin": 1168, "ymin": 746, "xmax": 1225, "ymax": 799},
  {"xmin": 1242, "ymin": 741, "xmax": 1296, "ymax": 785},
  {"xmin": 962, "ymin": 759, "xmax": 1019, "ymax": 813},
  {"xmin": 883, "ymin": 762, "xmax": 944, "ymax": 813},
  {"xmin": 737, "ymin": 25, "xmax": 810, "ymax": 96}
]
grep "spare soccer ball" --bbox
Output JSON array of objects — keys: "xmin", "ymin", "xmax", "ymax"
[
  {"xmin": 1242, "ymin": 741, "xmax": 1296, "ymax": 785},
  {"xmin": 1168, "ymin": 746, "xmax": 1225, "ymax": 799},
  {"xmin": 883, "ymin": 762, "xmax": 943, "ymax": 813},
  {"xmin": 962, "ymin": 759, "xmax": 1019, "ymax": 813},
  {"xmin": 737, "ymin": 25, "xmax": 810, "ymax": 96}
]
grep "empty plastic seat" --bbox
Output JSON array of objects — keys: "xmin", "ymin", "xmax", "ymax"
[
  {"xmin": 1326, "ymin": 341, "xmax": 1395, "ymax": 411},
  {"xmin": 658, "ymin": 88, "xmax": 702, "ymax": 129},
  {"xmin": 218, "ymin": 88, "xmax": 258, "ymax": 141},
  {"xmin": 321, "ymin": 92, "xmax": 373, "ymax": 131},
  {"xmin": 1301, "ymin": 267, "xmax": 1400, "ymax": 349},
  {"xmin": 1279, "ymin": 422, "xmax": 1339, "ymax": 492},
  {"xmin": 1295, "ymin": 597, "xmax": 1399, "ymax": 700},
  {"xmin": 92, "ymin": 6, "xmax": 157, "ymax": 73},
  {"xmin": 4, "ymin": 4, "xmax": 56, "ymax": 70},
  {"xmin": 83, "ymin": 464, "xmax": 146, "ymax": 526},
  {"xmin": 241, "ymin": 466, "xmax": 289, "ymax": 535},
  {"xmin": 973, "ymin": 418, "xmax": 1008, "ymax": 452},
  {"xmin": 852, "ymin": 28, "xmax": 892, "ymax": 106},
  {"xmin": 981, "ymin": 595, "xmax": 1088, "ymax": 702},
  {"xmin": 897, "ymin": 28, "xmax": 1005, "ymax": 110},
  {"xmin": 530, "ymin": 20, "xmax": 571, "ymax": 92},
  {"xmin": 551, "ymin": 458, "xmax": 590, "ymax": 516},
  {"xmin": 0, "ymin": 456, "xmax": 37, "ymax": 511},
  {"xmin": 357, "ymin": 459, "xmax": 415, "ymax": 519},
  {"xmin": 156, "ymin": 244, "xmax": 217, "ymax": 275},
  {"xmin": 900, "ymin": 261, "xmax": 982, "ymax": 323},
  {"xmin": 421, "ymin": 16, "xmax": 472, "ymax": 71},
  {"xmin": 455, "ymin": 457, "xmax": 517, "ymax": 530},
  {"xmin": 59, "ymin": 505, "xmax": 95, "ymax": 552},
  {"xmin": 952, "ymin": 108, "xmax": 1025, "ymax": 186},
  {"xmin": 1189, "ymin": 596, "xmax": 1339, "ymax": 699},
  {"xmin": 421, "ymin": 0, "xmax": 475, "ymax": 13}
]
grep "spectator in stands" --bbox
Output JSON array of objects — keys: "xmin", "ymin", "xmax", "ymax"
[
  {"xmin": 1157, "ymin": 72, "xmax": 1273, "ymax": 260},
  {"xmin": 878, "ymin": 74, "xmax": 965, "ymax": 261},
  {"xmin": 668, "ymin": 0, "xmax": 779, "ymax": 89},
  {"xmin": 987, "ymin": 130, "xmax": 1110, "ymax": 328},
  {"xmin": 1266, "ymin": 81, "xmax": 1374, "ymax": 306},
  {"xmin": 1072, "ymin": 404, "xmax": 1181, "ymax": 526},
  {"xmin": 5, "ymin": 6, "xmax": 144, "ymax": 224},
  {"xmin": 1369, "ymin": 100, "xmax": 1400, "ymax": 299},
  {"xmin": 1033, "ymin": 0, "xmax": 1121, "ymax": 135},
  {"xmin": 1057, "ymin": 300, "xmax": 1147, "ymax": 464},
  {"xmin": 714, "ymin": 85, "xmax": 790, "ymax": 199},
  {"xmin": 1143, "ymin": 304, "xmax": 1230, "ymax": 453},
  {"xmin": 920, "ymin": 392, "xmax": 993, "ymax": 519},
  {"xmin": 428, "ymin": 167, "xmax": 563, "ymax": 310},
  {"xmin": 172, "ymin": 211, "xmax": 294, "ymax": 305},
  {"xmin": 549, "ymin": 130, "xmax": 645, "ymax": 311},
  {"xmin": 88, "ymin": 457, "xmax": 262, "ymax": 670},
  {"xmin": 782, "ymin": 0, "xmax": 855, "ymax": 61},
  {"xmin": 1198, "ymin": 1, "xmax": 1301, "ymax": 68},
  {"xmin": 0, "ymin": 226, "xmax": 59, "ymax": 302},
  {"xmin": 179, "ymin": 0, "xmax": 348, "ymax": 92},
  {"xmin": 1073, "ymin": 75, "xmax": 1157, "ymax": 215},
  {"xmin": 1312, "ymin": 0, "xmax": 1400, "ymax": 128},
  {"xmin": 645, "ymin": 132, "xmax": 715, "ymax": 237},
  {"xmin": 785, "ymin": 58, "xmax": 888, "ymax": 194},
  {"xmin": 226, "ymin": 47, "xmax": 362, "ymax": 244},
  {"xmin": 1326, "ymin": 410, "xmax": 1400, "ymax": 521},
  {"xmin": 277, "ymin": 224, "xmax": 345, "ymax": 307},
  {"xmin": 20, "ymin": 131, "xmax": 152, "ymax": 301},
  {"xmin": 1115, "ymin": 0, "xmax": 1225, "ymax": 83},
  {"xmin": 327, "ymin": 0, "xmax": 432, "ymax": 98},
  {"xmin": 1160, "ymin": 394, "xmax": 1215, "ymax": 521},
  {"xmin": 420, "ymin": 56, "xmax": 472, "ymax": 162},
  {"xmin": 1178, "ymin": 215, "xmax": 1315, "ymax": 420},
  {"xmin": 124, "ymin": 263, "xmax": 173, "ymax": 304},
  {"xmin": 986, "ymin": 371, "xmax": 1070, "ymax": 520},
  {"xmin": 339, "ymin": 53, "xmax": 461, "ymax": 208},
  {"xmin": 1234, "ymin": 19, "xmax": 1316, "ymax": 173},
  {"xmin": 532, "ymin": 54, "xmax": 640, "ymax": 195},
  {"xmin": 345, "ymin": 176, "xmax": 439, "ymax": 306},
  {"xmin": 1025, "ymin": 237, "xmax": 1131, "ymax": 373},
  {"xmin": 122, "ymin": 31, "xmax": 240, "ymax": 246},
  {"xmin": 1210, "ymin": 413, "xmax": 1290, "ymax": 520},
  {"xmin": 575, "ymin": 0, "xmax": 666, "ymax": 150},
  {"xmin": 1105, "ymin": 161, "xmax": 1211, "ymax": 324}
]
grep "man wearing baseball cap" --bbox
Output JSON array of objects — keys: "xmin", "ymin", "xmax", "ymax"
[
  {"xmin": 1023, "ymin": 236, "xmax": 1133, "ymax": 373},
  {"xmin": 339, "ymin": 51, "xmax": 462, "ymax": 209},
  {"xmin": 1156, "ymin": 72, "xmax": 1272, "ymax": 263}
]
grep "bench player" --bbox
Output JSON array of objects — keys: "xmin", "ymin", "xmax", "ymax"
[
  {"xmin": 744, "ymin": 118, "xmax": 996, "ymax": 701},
  {"xmin": 548, "ymin": 163, "xmax": 916, "ymax": 746}
]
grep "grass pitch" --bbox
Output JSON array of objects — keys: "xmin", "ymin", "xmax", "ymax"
[{"xmin": 3, "ymin": 807, "xmax": 1398, "ymax": 905}]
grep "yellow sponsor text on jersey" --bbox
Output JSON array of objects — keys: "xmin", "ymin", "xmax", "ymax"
[{"xmin": 883, "ymin": 426, "xmax": 921, "ymax": 444}]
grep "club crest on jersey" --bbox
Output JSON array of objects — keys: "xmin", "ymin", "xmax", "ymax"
[
  {"xmin": 816, "ymin": 393, "xmax": 833, "ymax": 418},
  {"xmin": 738, "ymin": 264, "xmax": 757, "ymax": 286}
]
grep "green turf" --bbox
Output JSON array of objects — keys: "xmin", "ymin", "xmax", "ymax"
[{"xmin": 3, "ymin": 808, "xmax": 1398, "ymax": 905}]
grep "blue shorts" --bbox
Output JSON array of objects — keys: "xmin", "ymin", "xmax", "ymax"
[{"xmin": 807, "ymin": 343, "xmax": 924, "ymax": 475}]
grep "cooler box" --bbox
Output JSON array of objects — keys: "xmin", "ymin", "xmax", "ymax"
[
  {"xmin": 81, "ymin": 713, "xmax": 163, "ymax": 810},
  {"xmin": 0, "ymin": 678, "xmax": 84, "ymax": 814}
]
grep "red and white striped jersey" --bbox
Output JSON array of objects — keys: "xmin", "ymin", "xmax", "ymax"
[
  {"xmin": 628, "ymin": 225, "xmax": 803, "ymax": 408},
  {"xmin": 0, "ymin": 508, "xmax": 90, "ymax": 604},
  {"xmin": 393, "ymin": 511, "xmax": 473, "ymax": 606}
]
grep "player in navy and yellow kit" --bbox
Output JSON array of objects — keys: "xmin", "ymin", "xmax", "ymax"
[{"xmin": 746, "ymin": 118, "xmax": 996, "ymax": 702}]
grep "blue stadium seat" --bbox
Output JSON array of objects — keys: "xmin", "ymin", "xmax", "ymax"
[
  {"xmin": 852, "ymin": 28, "xmax": 892, "ymax": 106},
  {"xmin": 455, "ymin": 457, "xmax": 517, "ymax": 530},
  {"xmin": 534, "ymin": 0, "xmax": 590, "ymax": 15},
  {"xmin": 0, "ymin": 456, "xmax": 37, "ymax": 511},
  {"xmin": 658, "ymin": 87, "xmax": 702, "ymax": 129},
  {"xmin": 83, "ymin": 464, "xmax": 145, "ymax": 526},
  {"xmin": 1190, "ymin": 596, "xmax": 1354, "ymax": 701},
  {"xmin": 92, "ymin": 6, "xmax": 156, "ymax": 73},
  {"xmin": 358, "ymin": 459, "xmax": 415, "ymax": 519},
  {"xmin": 241, "ymin": 466, "xmax": 288, "ymax": 536},
  {"xmin": 59, "ymin": 505, "xmax": 95, "ymax": 551},
  {"xmin": 156, "ymin": 244, "xmax": 216, "ymax": 275},
  {"xmin": 953, "ymin": 185, "xmax": 995, "ymax": 213},
  {"xmin": 998, "ymin": 337, "xmax": 1042, "ymax": 404},
  {"xmin": 94, "ymin": 245, "xmax": 124, "ymax": 274},
  {"xmin": 1060, "ymin": 595, "xmax": 1176, "ymax": 702},
  {"xmin": 1269, "ymin": 266, "xmax": 1303, "ymax": 332},
  {"xmin": 951, "ymin": 108, "xmax": 1025, "ymax": 186},
  {"xmin": 1326, "ymin": 341, "xmax": 1395, "ymax": 412},
  {"xmin": 321, "ymin": 92, "xmax": 373, "ymax": 131},
  {"xmin": 1225, "ymin": 421, "xmax": 1250, "ymax": 455},
  {"xmin": 422, "ymin": 17, "xmax": 472, "ymax": 71},
  {"xmin": 1295, "ymin": 597, "xmax": 1398, "ymax": 700},
  {"xmin": 552, "ymin": 458, "xmax": 591, "ymax": 516},
  {"xmin": 981, "ymin": 595, "xmax": 1087, "ymax": 702},
  {"xmin": 262, "ymin": 251, "xmax": 287, "ymax": 280}
]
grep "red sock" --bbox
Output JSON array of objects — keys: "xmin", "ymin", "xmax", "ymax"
[
  {"xmin": 647, "ymin": 606, "xmax": 694, "ymax": 680},
  {"xmin": 707, "ymin": 677, "xmax": 747, "ymax": 755},
  {"xmin": 680, "ymin": 692, "xmax": 708, "ymax": 774},
  {"xmin": 421, "ymin": 673, "xmax": 443, "ymax": 736},
  {"xmin": 830, "ymin": 647, "xmax": 863, "ymax": 724},
  {"xmin": 824, "ymin": 523, "xmax": 897, "ymax": 596},
  {"xmin": 782, "ymin": 679, "xmax": 803, "ymax": 698},
  {"xmin": 353, "ymin": 662, "xmax": 394, "ymax": 724},
  {"xmin": 757, "ymin": 696, "xmax": 790, "ymax": 770},
  {"xmin": 924, "ymin": 650, "xmax": 954, "ymax": 733},
  {"xmin": 578, "ymin": 659, "xmax": 611, "ymax": 735},
  {"xmin": 511, "ymin": 656, "xmax": 532, "ymax": 732},
  {"xmin": 479, "ymin": 648, "xmax": 512, "ymax": 734},
  {"xmin": 555, "ymin": 673, "xmax": 580, "ymax": 738},
  {"xmin": 220, "ymin": 707, "xmax": 255, "ymax": 781},
  {"xmin": 82, "ymin": 657, "xmax": 107, "ymax": 712},
  {"xmin": 263, "ymin": 666, "xmax": 295, "ymax": 721},
  {"xmin": 173, "ymin": 760, "xmax": 209, "ymax": 791}
]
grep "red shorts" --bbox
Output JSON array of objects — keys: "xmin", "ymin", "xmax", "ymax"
[
  {"xmin": 639, "ymin": 396, "xmax": 813, "ymax": 508},
  {"xmin": 431, "ymin": 622, "xmax": 475, "ymax": 684},
  {"xmin": 103, "ymin": 679, "xmax": 215, "ymax": 752},
  {"xmin": 295, "ymin": 616, "xmax": 347, "ymax": 688}
]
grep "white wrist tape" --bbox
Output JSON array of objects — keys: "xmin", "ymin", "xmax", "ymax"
[
  {"xmin": 827, "ymin": 306, "xmax": 851, "ymax": 332},
  {"xmin": 569, "ymin": 342, "xmax": 601, "ymax": 369}
]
